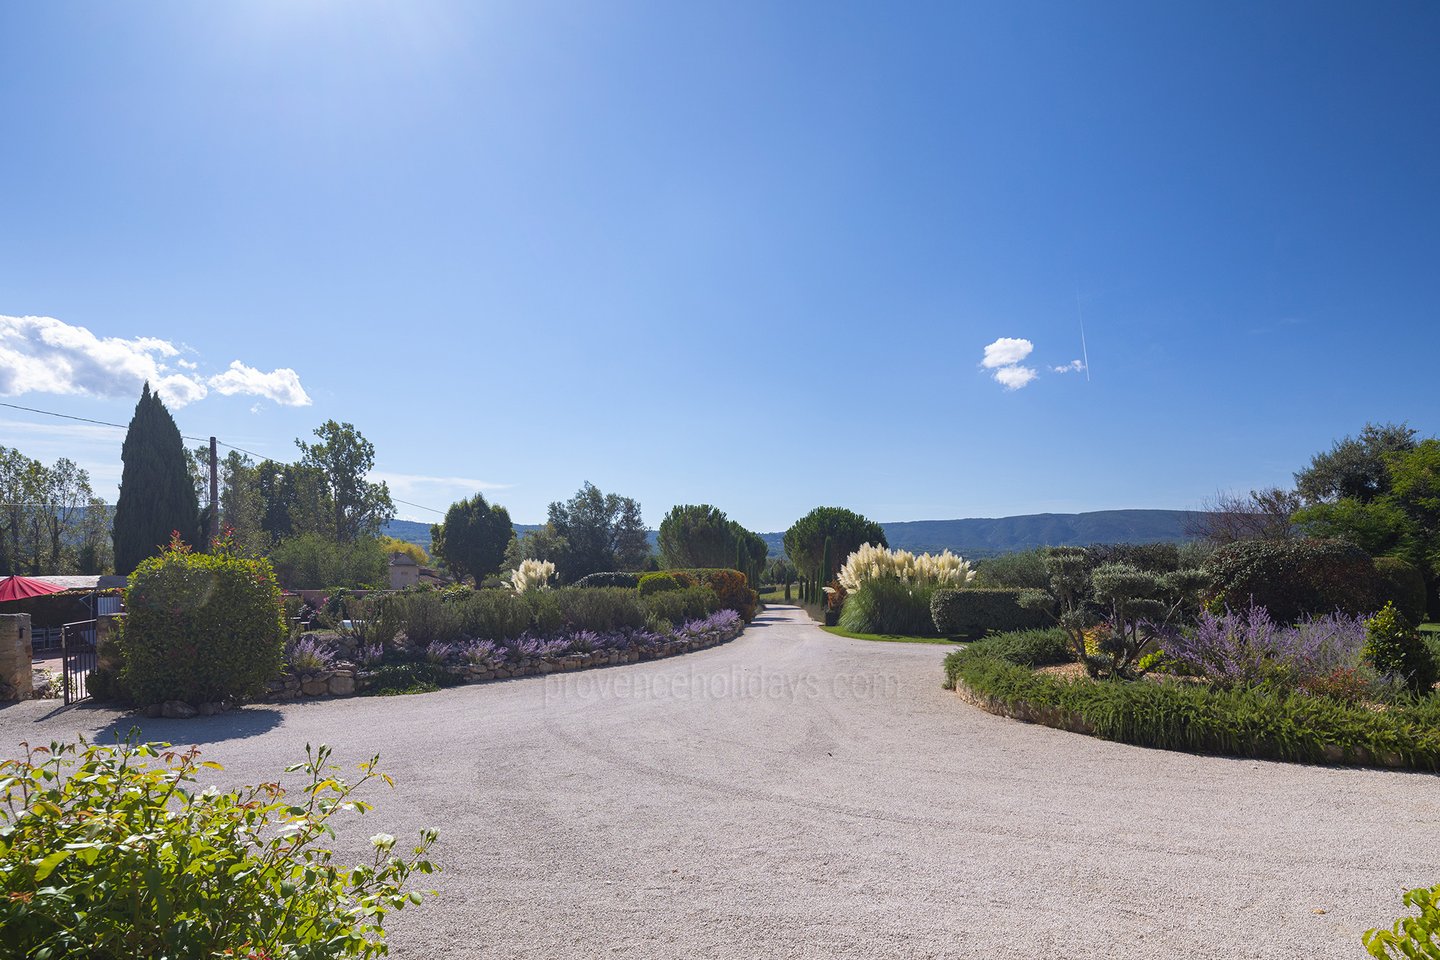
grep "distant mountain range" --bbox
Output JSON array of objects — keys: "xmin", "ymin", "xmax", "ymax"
[{"xmin": 384, "ymin": 509, "xmax": 1200, "ymax": 561}]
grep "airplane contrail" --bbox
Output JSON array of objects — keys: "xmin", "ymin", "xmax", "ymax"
[{"xmin": 1075, "ymin": 291, "xmax": 1092, "ymax": 382}]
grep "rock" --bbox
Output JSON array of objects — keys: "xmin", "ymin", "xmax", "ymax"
[
  {"xmin": 284, "ymin": 677, "xmax": 301, "ymax": 691},
  {"xmin": 198, "ymin": 702, "xmax": 220, "ymax": 716},
  {"xmin": 327, "ymin": 672, "xmax": 356, "ymax": 696},
  {"xmin": 143, "ymin": 702, "xmax": 164, "ymax": 718},
  {"xmin": 162, "ymin": 700, "xmax": 197, "ymax": 719},
  {"xmin": 301, "ymin": 677, "xmax": 329, "ymax": 696}
]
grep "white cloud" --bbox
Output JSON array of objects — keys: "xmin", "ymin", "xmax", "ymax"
[
  {"xmin": 981, "ymin": 337, "xmax": 1034, "ymax": 369},
  {"xmin": 208, "ymin": 361, "xmax": 311, "ymax": 407},
  {"xmin": 992, "ymin": 365, "xmax": 1038, "ymax": 390},
  {"xmin": 1052, "ymin": 360, "xmax": 1086, "ymax": 374},
  {"xmin": 0, "ymin": 314, "xmax": 310, "ymax": 409}
]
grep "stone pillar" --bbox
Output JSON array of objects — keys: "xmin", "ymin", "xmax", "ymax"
[
  {"xmin": 92, "ymin": 614, "xmax": 126, "ymax": 701},
  {"xmin": 0, "ymin": 614, "xmax": 33, "ymax": 702}
]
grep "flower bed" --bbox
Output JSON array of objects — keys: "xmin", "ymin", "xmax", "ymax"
[
  {"xmin": 261, "ymin": 610, "xmax": 746, "ymax": 704},
  {"xmin": 943, "ymin": 630, "xmax": 1440, "ymax": 771}
]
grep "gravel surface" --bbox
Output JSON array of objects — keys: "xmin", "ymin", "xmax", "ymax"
[{"xmin": 3, "ymin": 604, "xmax": 1437, "ymax": 959}]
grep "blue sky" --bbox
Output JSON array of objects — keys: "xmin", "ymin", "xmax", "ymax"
[{"xmin": 2, "ymin": 1, "xmax": 1437, "ymax": 533}]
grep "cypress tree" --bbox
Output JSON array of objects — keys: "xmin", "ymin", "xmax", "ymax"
[
  {"xmin": 113, "ymin": 383, "xmax": 201, "ymax": 575},
  {"xmin": 821, "ymin": 536, "xmax": 834, "ymax": 585}
]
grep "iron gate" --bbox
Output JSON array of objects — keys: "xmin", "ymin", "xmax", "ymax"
[{"xmin": 61, "ymin": 619, "xmax": 97, "ymax": 705}]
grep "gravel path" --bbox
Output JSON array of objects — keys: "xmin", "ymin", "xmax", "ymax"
[{"xmin": 3, "ymin": 604, "xmax": 1436, "ymax": 959}]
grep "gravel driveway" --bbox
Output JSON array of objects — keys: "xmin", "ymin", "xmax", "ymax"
[{"xmin": 3, "ymin": 604, "xmax": 1436, "ymax": 959}]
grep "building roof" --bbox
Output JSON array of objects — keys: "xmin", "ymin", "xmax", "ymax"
[
  {"xmin": 19, "ymin": 575, "xmax": 127, "ymax": 591},
  {"xmin": 388, "ymin": 552, "xmax": 419, "ymax": 566}
]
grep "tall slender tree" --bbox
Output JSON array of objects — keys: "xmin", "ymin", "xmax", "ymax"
[{"xmin": 113, "ymin": 383, "xmax": 200, "ymax": 574}]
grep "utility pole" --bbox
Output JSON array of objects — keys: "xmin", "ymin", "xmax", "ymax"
[{"xmin": 209, "ymin": 436, "xmax": 219, "ymax": 545}]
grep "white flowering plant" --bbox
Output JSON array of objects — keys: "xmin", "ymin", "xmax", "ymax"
[
  {"xmin": 510, "ymin": 558, "xmax": 557, "ymax": 593},
  {"xmin": 837, "ymin": 543, "xmax": 975, "ymax": 593}
]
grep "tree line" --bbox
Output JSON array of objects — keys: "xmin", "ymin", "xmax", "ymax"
[{"xmin": 13, "ymin": 383, "xmax": 898, "ymax": 593}]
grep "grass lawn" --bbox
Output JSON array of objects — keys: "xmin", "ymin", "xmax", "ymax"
[
  {"xmin": 758, "ymin": 587, "xmax": 792, "ymax": 602},
  {"xmin": 821, "ymin": 625, "xmax": 962, "ymax": 646}
]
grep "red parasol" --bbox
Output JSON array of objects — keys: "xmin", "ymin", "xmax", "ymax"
[{"xmin": 0, "ymin": 576, "xmax": 67, "ymax": 602}]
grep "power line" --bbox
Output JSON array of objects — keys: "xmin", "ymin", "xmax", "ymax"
[
  {"xmin": 392, "ymin": 498, "xmax": 444, "ymax": 516},
  {"xmin": 1, "ymin": 399, "xmax": 447, "ymax": 516}
]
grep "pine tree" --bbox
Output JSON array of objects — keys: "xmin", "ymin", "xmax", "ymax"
[{"xmin": 113, "ymin": 384, "xmax": 201, "ymax": 575}]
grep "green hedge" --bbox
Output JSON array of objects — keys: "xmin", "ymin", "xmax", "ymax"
[
  {"xmin": 930, "ymin": 588, "xmax": 1052, "ymax": 638},
  {"xmin": 661, "ymin": 568, "xmax": 758, "ymax": 622},
  {"xmin": 1204, "ymin": 537, "xmax": 1380, "ymax": 623},
  {"xmin": 638, "ymin": 573, "xmax": 684, "ymax": 595},
  {"xmin": 574, "ymin": 571, "xmax": 641, "ymax": 589},
  {"xmin": 945, "ymin": 642, "xmax": 1440, "ymax": 771},
  {"xmin": 641, "ymin": 585, "xmax": 720, "ymax": 626},
  {"xmin": 117, "ymin": 545, "xmax": 285, "ymax": 705}
]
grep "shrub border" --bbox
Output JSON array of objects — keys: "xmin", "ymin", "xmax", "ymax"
[{"xmin": 946, "ymin": 652, "xmax": 1440, "ymax": 771}]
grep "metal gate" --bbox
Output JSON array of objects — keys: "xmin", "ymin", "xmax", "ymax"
[{"xmin": 61, "ymin": 619, "xmax": 98, "ymax": 705}]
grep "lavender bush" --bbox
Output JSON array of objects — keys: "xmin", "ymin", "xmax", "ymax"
[
  {"xmin": 361, "ymin": 609, "xmax": 745, "ymax": 675},
  {"xmin": 425, "ymin": 642, "xmax": 463, "ymax": 665},
  {"xmin": 459, "ymin": 640, "xmax": 504, "ymax": 669},
  {"xmin": 1162, "ymin": 605, "xmax": 1369, "ymax": 690},
  {"xmin": 285, "ymin": 636, "xmax": 337, "ymax": 675},
  {"xmin": 355, "ymin": 641, "xmax": 385, "ymax": 668}
]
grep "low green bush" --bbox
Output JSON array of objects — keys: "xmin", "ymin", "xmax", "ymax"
[
  {"xmin": 362, "ymin": 661, "xmax": 466, "ymax": 696},
  {"xmin": 642, "ymin": 585, "xmax": 719, "ymax": 626},
  {"xmin": 942, "ymin": 628, "xmax": 1072, "ymax": 687},
  {"xmin": 839, "ymin": 579, "xmax": 939, "ymax": 636},
  {"xmin": 930, "ymin": 588, "xmax": 1052, "ymax": 638},
  {"xmin": 1365, "ymin": 602, "xmax": 1438, "ymax": 694},
  {"xmin": 0, "ymin": 738, "xmax": 437, "ymax": 958},
  {"xmin": 117, "ymin": 537, "xmax": 285, "ymax": 705},
  {"xmin": 946, "ymin": 649, "xmax": 1440, "ymax": 770}
]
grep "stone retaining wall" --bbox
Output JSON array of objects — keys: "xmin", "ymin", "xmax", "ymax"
[{"xmin": 260, "ymin": 626, "xmax": 744, "ymax": 703}]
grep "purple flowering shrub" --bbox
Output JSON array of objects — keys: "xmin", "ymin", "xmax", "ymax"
[
  {"xmin": 355, "ymin": 641, "xmax": 385, "ymax": 668},
  {"xmin": 459, "ymin": 640, "xmax": 503, "ymax": 670},
  {"xmin": 424, "ymin": 642, "xmax": 463, "ymax": 665},
  {"xmin": 1162, "ymin": 605, "xmax": 1371, "ymax": 693},
  {"xmin": 378, "ymin": 608, "xmax": 746, "ymax": 673},
  {"xmin": 285, "ymin": 636, "xmax": 337, "ymax": 675}
]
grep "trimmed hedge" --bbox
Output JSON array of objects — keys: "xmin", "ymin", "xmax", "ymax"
[
  {"xmin": 117, "ymin": 545, "xmax": 285, "ymax": 705},
  {"xmin": 574, "ymin": 571, "xmax": 641, "ymax": 589},
  {"xmin": 638, "ymin": 573, "xmax": 684, "ymax": 596},
  {"xmin": 663, "ymin": 568, "xmax": 758, "ymax": 622},
  {"xmin": 642, "ymin": 585, "xmax": 720, "ymax": 626},
  {"xmin": 1204, "ymin": 537, "xmax": 1381, "ymax": 623},
  {"xmin": 945, "ymin": 636, "xmax": 1440, "ymax": 770},
  {"xmin": 931, "ymin": 588, "xmax": 1051, "ymax": 638}
]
